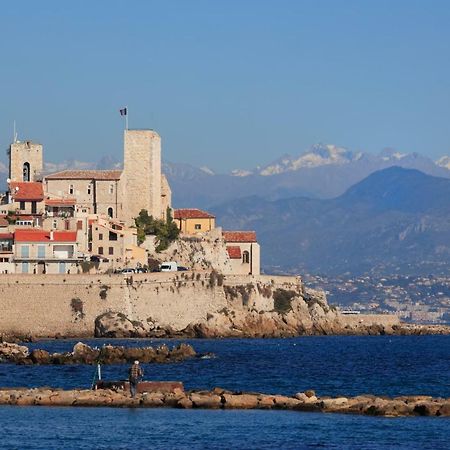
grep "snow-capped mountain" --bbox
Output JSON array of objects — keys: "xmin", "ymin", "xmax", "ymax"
[
  {"xmin": 258, "ymin": 144, "xmax": 363, "ymax": 176},
  {"xmin": 231, "ymin": 144, "xmax": 449, "ymax": 178},
  {"xmin": 436, "ymin": 156, "xmax": 450, "ymax": 170}
]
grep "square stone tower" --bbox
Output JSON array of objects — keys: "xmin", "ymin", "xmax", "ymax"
[
  {"xmin": 9, "ymin": 140, "xmax": 43, "ymax": 182},
  {"xmin": 122, "ymin": 130, "xmax": 162, "ymax": 224}
]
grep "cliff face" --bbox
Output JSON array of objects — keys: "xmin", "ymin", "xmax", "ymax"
[{"xmin": 143, "ymin": 228, "xmax": 233, "ymax": 273}]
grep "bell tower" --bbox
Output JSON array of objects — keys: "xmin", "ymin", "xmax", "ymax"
[{"xmin": 9, "ymin": 140, "xmax": 43, "ymax": 182}]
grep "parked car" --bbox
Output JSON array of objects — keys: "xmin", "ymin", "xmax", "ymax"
[
  {"xmin": 160, "ymin": 262, "xmax": 178, "ymax": 272},
  {"xmin": 177, "ymin": 266, "xmax": 189, "ymax": 271},
  {"xmin": 121, "ymin": 268, "xmax": 135, "ymax": 274},
  {"xmin": 135, "ymin": 267, "xmax": 148, "ymax": 273}
]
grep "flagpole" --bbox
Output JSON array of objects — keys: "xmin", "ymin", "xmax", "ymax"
[{"xmin": 126, "ymin": 106, "xmax": 129, "ymax": 130}]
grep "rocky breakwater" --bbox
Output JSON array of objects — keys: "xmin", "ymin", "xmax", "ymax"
[
  {"xmin": 0, "ymin": 387, "xmax": 449, "ymax": 417},
  {"xmin": 0, "ymin": 342, "xmax": 196, "ymax": 365}
]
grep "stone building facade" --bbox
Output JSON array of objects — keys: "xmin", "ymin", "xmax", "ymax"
[
  {"xmin": 8, "ymin": 130, "xmax": 171, "ymax": 227},
  {"xmin": 8, "ymin": 141, "xmax": 43, "ymax": 183}
]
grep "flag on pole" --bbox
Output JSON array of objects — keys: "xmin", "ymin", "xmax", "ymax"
[{"xmin": 119, "ymin": 107, "xmax": 127, "ymax": 116}]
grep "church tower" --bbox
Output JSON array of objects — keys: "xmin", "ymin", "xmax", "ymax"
[
  {"xmin": 9, "ymin": 140, "xmax": 43, "ymax": 182},
  {"xmin": 122, "ymin": 130, "xmax": 162, "ymax": 224}
]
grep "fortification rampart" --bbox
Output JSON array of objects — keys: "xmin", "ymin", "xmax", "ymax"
[{"xmin": 0, "ymin": 272, "xmax": 300, "ymax": 338}]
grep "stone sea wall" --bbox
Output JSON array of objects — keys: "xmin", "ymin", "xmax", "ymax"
[{"xmin": 0, "ymin": 272, "xmax": 304, "ymax": 338}]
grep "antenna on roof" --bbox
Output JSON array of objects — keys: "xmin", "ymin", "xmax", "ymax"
[{"xmin": 13, "ymin": 120, "xmax": 18, "ymax": 143}]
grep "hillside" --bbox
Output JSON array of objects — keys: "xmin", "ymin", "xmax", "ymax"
[{"xmin": 212, "ymin": 167, "xmax": 450, "ymax": 276}]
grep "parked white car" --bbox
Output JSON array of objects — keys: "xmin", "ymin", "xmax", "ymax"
[{"xmin": 160, "ymin": 262, "xmax": 178, "ymax": 272}]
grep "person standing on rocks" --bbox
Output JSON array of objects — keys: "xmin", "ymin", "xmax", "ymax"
[{"xmin": 128, "ymin": 360, "xmax": 144, "ymax": 397}]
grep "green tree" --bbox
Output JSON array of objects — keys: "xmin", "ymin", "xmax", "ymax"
[{"xmin": 134, "ymin": 208, "xmax": 180, "ymax": 251}]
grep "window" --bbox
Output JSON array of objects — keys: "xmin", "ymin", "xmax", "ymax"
[
  {"xmin": 98, "ymin": 247, "xmax": 104, "ymax": 255},
  {"xmin": 37, "ymin": 245, "xmax": 46, "ymax": 259},
  {"xmin": 21, "ymin": 245, "xmax": 29, "ymax": 258},
  {"xmin": 109, "ymin": 231, "xmax": 117, "ymax": 241},
  {"xmin": 21, "ymin": 262, "xmax": 29, "ymax": 273},
  {"xmin": 31, "ymin": 201, "xmax": 37, "ymax": 214},
  {"xmin": 109, "ymin": 184, "xmax": 114, "ymax": 194},
  {"xmin": 69, "ymin": 184, "xmax": 74, "ymax": 195},
  {"xmin": 53, "ymin": 220, "xmax": 58, "ymax": 229},
  {"xmin": 107, "ymin": 207, "xmax": 113, "ymax": 218},
  {"xmin": 19, "ymin": 201, "xmax": 25, "ymax": 210},
  {"xmin": 195, "ymin": 224, "xmax": 202, "ymax": 230},
  {"xmin": 99, "ymin": 234, "xmax": 103, "ymax": 240},
  {"xmin": 108, "ymin": 247, "xmax": 114, "ymax": 255},
  {"xmin": 242, "ymin": 251, "xmax": 250, "ymax": 264},
  {"xmin": 87, "ymin": 185, "xmax": 91, "ymax": 195},
  {"xmin": 59, "ymin": 262, "xmax": 66, "ymax": 274},
  {"xmin": 23, "ymin": 162, "xmax": 30, "ymax": 182}
]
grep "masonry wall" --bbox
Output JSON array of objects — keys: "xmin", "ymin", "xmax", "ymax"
[
  {"xmin": 123, "ymin": 130, "xmax": 162, "ymax": 224},
  {"xmin": 0, "ymin": 273, "xmax": 300, "ymax": 337}
]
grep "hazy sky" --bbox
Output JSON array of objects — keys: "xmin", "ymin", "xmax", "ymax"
[{"xmin": 1, "ymin": 0, "xmax": 450, "ymax": 171}]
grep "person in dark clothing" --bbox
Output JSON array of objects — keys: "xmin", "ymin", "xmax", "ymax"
[{"xmin": 128, "ymin": 360, "xmax": 144, "ymax": 397}]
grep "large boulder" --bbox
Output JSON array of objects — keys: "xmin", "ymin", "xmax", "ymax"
[
  {"xmin": 0, "ymin": 342, "xmax": 29, "ymax": 362},
  {"xmin": 94, "ymin": 312, "xmax": 145, "ymax": 338},
  {"xmin": 72, "ymin": 342, "xmax": 99, "ymax": 364}
]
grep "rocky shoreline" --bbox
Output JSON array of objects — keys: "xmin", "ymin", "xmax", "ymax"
[
  {"xmin": 0, "ymin": 386, "xmax": 448, "ymax": 417},
  {"xmin": 93, "ymin": 309, "xmax": 450, "ymax": 340},
  {"xmin": 0, "ymin": 342, "xmax": 197, "ymax": 365}
]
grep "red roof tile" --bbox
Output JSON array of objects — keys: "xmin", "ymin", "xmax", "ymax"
[
  {"xmin": 0, "ymin": 233, "xmax": 13, "ymax": 240},
  {"xmin": 45, "ymin": 170, "xmax": 122, "ymax": 180},
  {"xmin": 174, "ymin": 208, "xmax": 215, "ymax": 219},
  {"xmin": 226, "ymin": 246, "xmax": 242, "ymax": 259},
  {"xmin": 15, "ymin": 229, "xmax": 77, "ymax": 242},
  {"xmin": 45, "ymin": 198, "xmax": 77, "ymax": 206},
  {"xmin": 223, "ymin": 231, "xmax": 257, "ymax": 243},
  {"xmin": 9, "ymin": 182, "xmax": 44, "ymax": 201}
]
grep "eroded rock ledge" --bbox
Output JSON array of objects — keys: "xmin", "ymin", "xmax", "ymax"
[
  {"xmin": 0, "ymin": 342, "xmax": 197, "ymax": 365},
  {"xmin": 0, "ymin": 387, "xmax": 448, "ymax": 417}
]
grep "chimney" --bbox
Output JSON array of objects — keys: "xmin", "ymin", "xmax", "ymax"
[{"xmin": 50, "ymin": 230, "xmax": 54, "ymax": 241}]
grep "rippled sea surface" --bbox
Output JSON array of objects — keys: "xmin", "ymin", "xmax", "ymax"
[{"xmin": 0, "ymin": 336, "xmax": 449, "ymax": 449}]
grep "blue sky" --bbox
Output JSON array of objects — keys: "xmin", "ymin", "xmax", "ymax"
[{"xmin": 1, "ymin": 0, "xmax": 450, "ymax": 171}]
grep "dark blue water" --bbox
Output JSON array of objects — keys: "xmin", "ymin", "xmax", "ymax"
[{"xmin": 0, "ymin": 336, "xmax": 449, "ymax": 449}]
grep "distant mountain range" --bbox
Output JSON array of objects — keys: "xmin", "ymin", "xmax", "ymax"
[
  {"xmin": 165, "ymin": 145, "xmax": 450, "ymax": 208},
  {"xmin": 1, "ymin": 144, "xmax": 450, "ymax": 206},
  {"xmin": 211, "ymin": 167, "xmax": 450, "ymax": 277}
]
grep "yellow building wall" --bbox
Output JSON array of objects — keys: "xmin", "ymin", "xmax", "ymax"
[{"xmin": 178, "ymin": 217, "xmax": 215, "ymax": 234}]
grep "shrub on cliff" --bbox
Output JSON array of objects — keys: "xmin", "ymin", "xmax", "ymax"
[
  {"xmin": 273, "ymin": 289, "xmax": 297, "ymax": 314},
  {"xmin": 135, "ymin": 208, "xmax": 180, "ymax": 250}
]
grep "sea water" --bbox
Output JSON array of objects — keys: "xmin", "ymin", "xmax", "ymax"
[{"xmin": 0, "ymin": 336, "xmax": 449, "ymax": 449}]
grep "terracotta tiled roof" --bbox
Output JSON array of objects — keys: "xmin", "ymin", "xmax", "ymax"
[
  {"xmin": 174, "ymin": 208, "xmax": 215, "ymax": 219},
  {"xmin": 45, "ymin": 170, "xmax": 122, "ymax": 180},
  {"xmin": 223, "ymin": 231, "xmax": 257, "ymax": 243},
  {"xmin": 15, "ymin": 229, "xmax": 77, "ymax": 242},
  {"xmin": 226, "ymin": 246, "xmax": 242, "ymax": 259},
  {"xmin": 0, "ymin": 233, "xmax": 13, "ymax": 240},
  {"xmin": 9, "ymin": 182, "xmax": 44, "ymax": 201},
  {"xmin": 45, "ymin": 198, "xmax": 77, "ymax": 206},
  {"xmin": 0, "ymin": 218, "xmax": 9, "ymax": 227}
]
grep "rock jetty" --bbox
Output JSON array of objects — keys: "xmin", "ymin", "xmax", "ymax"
[
  {"xmin": 0, "ymin": 342, "xmax": 197, "ymax": 365},
  {"xmin": 0, "ymin": 386, "xmax": 448, "ymax": 417}
]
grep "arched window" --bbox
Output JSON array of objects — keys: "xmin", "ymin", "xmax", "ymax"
[
  {"xmin": 23, "ymin": 162, "xmax": 30, "ymax": 181},
  {"xmin": 108, "ymin": 207, "xmax": 114, "ymax": 218},
  {"xmin": 242, "ymin": 251, "xmax": 250, "ymax": 264}
]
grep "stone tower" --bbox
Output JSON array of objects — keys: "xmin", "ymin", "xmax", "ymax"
[
  {"xmin": 9, "ymin": 140, "xmax": 43, "ymax": 182},
  {"xmin": 122, "ymin": 130, "xmax": 162, "ymax": 224}
]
